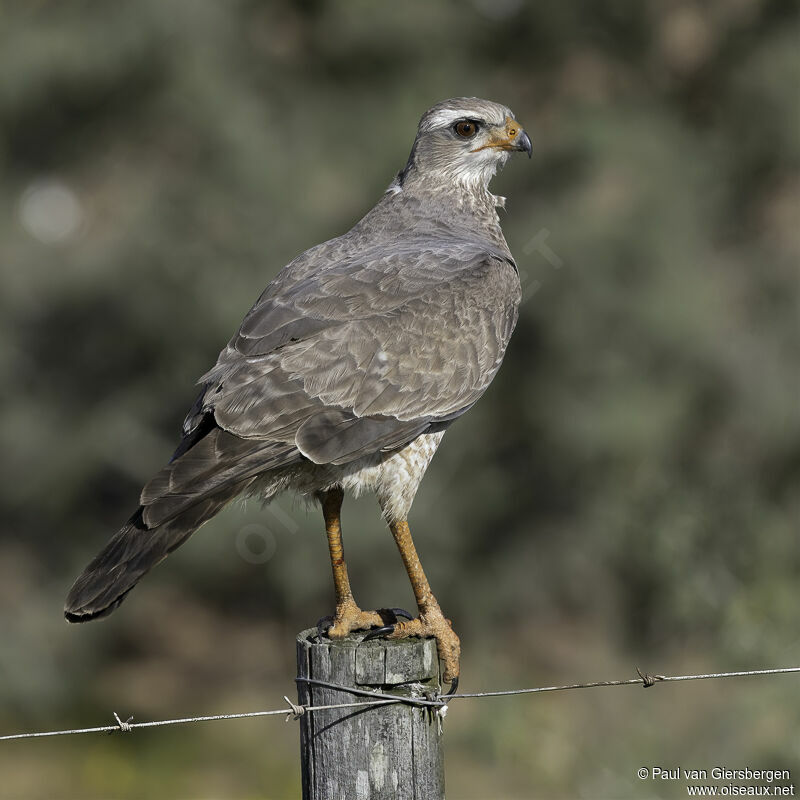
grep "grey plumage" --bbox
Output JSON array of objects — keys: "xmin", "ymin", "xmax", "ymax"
[{"xmin": 65, "ymin": 97, "xmax": 527, "ymax": 622}]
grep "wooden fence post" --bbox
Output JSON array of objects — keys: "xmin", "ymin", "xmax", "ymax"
[{"xmin": 296, "ymin": 627, "xmax": 445, "ymax": 800}]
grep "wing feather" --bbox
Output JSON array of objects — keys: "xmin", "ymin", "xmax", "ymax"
[{"xmin": 187, "ymin": 239, "xmax": 520, "ymax": 468}]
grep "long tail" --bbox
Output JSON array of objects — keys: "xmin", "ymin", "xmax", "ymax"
[
  {"xmin": 64, "ymin": 490, "xmax": 238, "ymax": 621},
  {"xmin": 65, "ymin": 425, "xmax": 297, "ymax": 622}
]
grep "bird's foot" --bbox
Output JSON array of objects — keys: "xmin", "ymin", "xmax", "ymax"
[
  {"xmin": 317, "ymin": 600, "xmax": 412, "ymax": 639},
  {"xmin": 363, "ymin": 605, "xmax": 461, "ymax": 691}
]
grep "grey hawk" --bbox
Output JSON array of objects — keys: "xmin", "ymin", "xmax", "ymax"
[{"xmin": 65, "ymin": 97, "xmax": 532, "ymax": 688}]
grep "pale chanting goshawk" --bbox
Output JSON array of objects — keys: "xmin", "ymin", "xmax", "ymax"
[{"xmin": 65, "ymin": 97, "xmax": 531, "ymax": 688}]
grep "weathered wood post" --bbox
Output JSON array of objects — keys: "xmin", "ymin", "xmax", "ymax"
[{"xmin": 296, "ymin": 628, "xmax": 445, "ymax": 799}]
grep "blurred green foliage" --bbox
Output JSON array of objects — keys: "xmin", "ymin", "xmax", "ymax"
[{"xmin": 1, "ymin": 1, "xmax": 798, "ymax": 798}]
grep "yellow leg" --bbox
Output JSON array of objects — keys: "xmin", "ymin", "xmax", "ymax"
[
  {"xmin": 321, "ymin": 487, "xmax": 353, "ymax": 607},
  {"xmin": 319, "ymin": 488, "xmax": 393, "ymax": 638},
  {"xmin": 387, "ymin": 519, "xmax": 461, "ymax": 685}
]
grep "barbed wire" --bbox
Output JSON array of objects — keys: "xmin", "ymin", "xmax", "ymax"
[{"xmin": 1, "ymin": 665, "xmax": 797, "ymax": 742}]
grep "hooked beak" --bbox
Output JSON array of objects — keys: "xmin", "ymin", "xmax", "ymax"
[
  {"xmin": 472, "ymin": 116, "xmax": 532, "ymax": 158},
  {"xmin": 515, "ymin": 129, "xmax": 532, "ymax": 158}
]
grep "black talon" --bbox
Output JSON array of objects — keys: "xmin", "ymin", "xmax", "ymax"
[
  {"xmin": 362, "ymin": 624, "xmax": 395, "ymax": 642},
  {"xmin": 316, "ymin": 615, "xmax": 334, "ymax": 638},
  {"xmin": 445, "ymin": 676, "xmax": 459, "ymax": 696},
  {"xmin": 376, "ymin": 607, "xmax": 414, "ymax": 625}
]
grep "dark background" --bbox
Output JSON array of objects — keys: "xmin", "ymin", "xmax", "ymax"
[{"xmin": 1, "ymin": 1, "xmax": 798, "ymax": 798}]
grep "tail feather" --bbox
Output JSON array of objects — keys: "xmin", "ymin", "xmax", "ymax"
[
  {"xmin": 64, "ymin": 490, "xmax": 237, "ymax": 622},
  {"xmin": 65, "ymin": 415, "xmax": 301, "ymax": 623},
  {"xmin": 140, "ymin": 430, "xmax": 297, "ymax": 527}
]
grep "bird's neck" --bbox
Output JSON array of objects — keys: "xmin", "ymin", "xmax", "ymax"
[{"xmin": 381, "ymin": 171, "xmax": 511, "ymax": 253}]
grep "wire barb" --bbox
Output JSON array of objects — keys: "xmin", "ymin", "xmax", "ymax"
[
  {"xmin": 636, "ymin": 667, "xmax": 666, "ymax": 688},
  {"xmin": 112, "ymin": 713, "xmax": 134, "ymax": 734},
  {"xmin": 283, "ymin": 696, "xmax": 305, "ymax": 722}
]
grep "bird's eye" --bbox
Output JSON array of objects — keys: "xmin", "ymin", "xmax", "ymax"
[{"xmin": 454, "ymin": 120, "xmax": 479, "ymax": 138}]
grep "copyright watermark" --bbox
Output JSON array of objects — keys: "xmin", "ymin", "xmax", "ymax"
[
  {"xmin": 235, "ymin": 524, "xmax": 278, "ymax": 564},
  {"xmin": 233, "ymin": 502, "xmax": 299, "ymax": 565},
  {"xmin": 637, "ymin": 767, "xmax": 794, "ymax": 796}
]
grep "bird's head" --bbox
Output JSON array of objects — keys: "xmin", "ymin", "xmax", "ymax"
[{"xmin": 399, "ymin": 97, "xmax": 531, "ymax": 192}]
